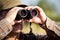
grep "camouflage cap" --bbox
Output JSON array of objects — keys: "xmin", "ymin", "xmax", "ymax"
[{"xmin": 0, "ymin": 0, "xmax": 21, "ymax": 10}]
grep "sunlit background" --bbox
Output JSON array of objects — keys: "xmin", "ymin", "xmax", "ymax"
[{"xmin": 21, "ymin": 0, "xmax": 60, "ymax": 21}]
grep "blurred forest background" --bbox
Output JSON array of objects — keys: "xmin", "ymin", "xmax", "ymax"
[{"xmin": 21, "ymin": 0, "xmax": 60, "ymax": 22}]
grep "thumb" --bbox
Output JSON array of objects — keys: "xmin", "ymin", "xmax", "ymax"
[
  {"xmin": 29, "ymin": 19, "xmax": 33, "ymax": 22},
  {"xmin": 5, "ymin": 7, "xmax": 23, "ymax": 23}
]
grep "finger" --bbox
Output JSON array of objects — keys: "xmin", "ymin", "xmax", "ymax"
[
  {"xmin": 11, "ymin": 21, "xmax": 15, "ymax": 25},
  {"xmin": 29, "ymin": 19, "xmax": 33, "ymax": 22},
  {"xmin": 6, "ymin": 7, "xmax": 24, "ymax": 19},
  {"xmin": 27, "ymin": 6, "xmax": 33, "ymax": 10},
  {"xmin": 5, "ymin": 7, "xmax": 24, "ymax": 23},
  {"xmin": 25, "ymin": 6, "xmax": 34, "ymax": 10},
  {"xmin": 34, "ymin": 6, "xmax": 46, "ymax": 17},
  {"xmin": 32, "ymin": 17, "xmax": 42, "ymax": 24},
  {"xmin": 24, "ymin": 20, "xmax": 29, "ymax": 22},
  {"xmin": 24, "ymin": 19, "xmax": 33, "ymax": 23},
  {"xmin": 24, "ymin": 7, "xmax": 28, "ymax": 10},
  {"xmin": 10, "ymin": 7, "xmax": 24, "ymax": 16},
  {"xmin": 34, "ymin": 6, "xmax": 46, "ymax": 22},
  {"xmin": 25, "ymin": 7, "xmax": 31, "ymax": 10},
  {"xmin": 15, "ymin": 20, "xmax": 23, "ymax": 23}
]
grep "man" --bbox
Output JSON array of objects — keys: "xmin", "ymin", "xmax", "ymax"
[{"xmin": 0, "ymin": 0, "xmax": 60, "ymax": 40}]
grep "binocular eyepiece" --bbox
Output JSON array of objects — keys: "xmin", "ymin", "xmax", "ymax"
[{"xmin": 15, "ymin": 9, "xmax": 38, "ymax": 20}]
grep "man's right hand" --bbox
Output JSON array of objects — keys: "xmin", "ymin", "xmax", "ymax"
[{"xmin": 5, "ymin": 7, "xmax": 23, "ymax": 25}]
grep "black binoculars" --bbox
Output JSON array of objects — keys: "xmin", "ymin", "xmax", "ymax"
[{"xmin": 15, "ymin": 9, "xmax": 38, "ymax": 20}]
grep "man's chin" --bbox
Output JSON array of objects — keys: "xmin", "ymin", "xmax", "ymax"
[{"xmin": 12, "ymin": 23, "xmax": 22, "ymax": 33}]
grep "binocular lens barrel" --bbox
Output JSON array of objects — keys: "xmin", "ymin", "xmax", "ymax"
[
  {"xmin": 16, "ymin": 9, "xmax": 38, "ymax": 20},
  {"xmin": 31, "ymin": 9, "xmax": 38, "ymax": 17},
  {"xmin": 19, "ymin": 9, "xmax": 37, "ymax": 18},
  {"xmin": 18, "ymin": 10, "xmax": 28, "ymax": 18}
]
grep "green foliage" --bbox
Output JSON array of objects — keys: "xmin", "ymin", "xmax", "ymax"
[{"xmin": 38, "ymin": 0, "xmax": 60, "ymax": 21}]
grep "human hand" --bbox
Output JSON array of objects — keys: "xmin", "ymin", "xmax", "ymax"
[
  {"xmin": 5, "ymin": 7, "xmax": 23, "ymax": 25},
  {"xmin": 25, "ymin": 6, "xmax": 47, "ymax": 24}
]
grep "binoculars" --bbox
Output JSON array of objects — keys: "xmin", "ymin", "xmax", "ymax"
[{"xmin": 15, "ymin": 9, "xmax": 38, "ymax": 20}]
